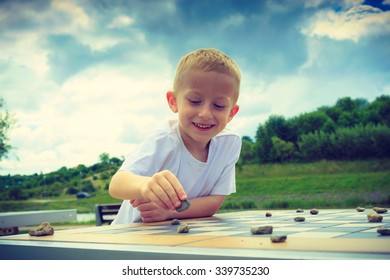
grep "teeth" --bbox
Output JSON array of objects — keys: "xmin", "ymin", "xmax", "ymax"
[{"xmin": 195, "ymin": 123, "xmax": 212, "ymax": 129}]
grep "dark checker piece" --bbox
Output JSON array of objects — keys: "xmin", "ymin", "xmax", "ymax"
[{"xmin": 176, "ymin": 199, "xmax": 190, "ymax": 212}]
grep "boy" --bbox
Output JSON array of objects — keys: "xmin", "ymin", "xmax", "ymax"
[{"xmin": 109, "ymin": 48, "xmax": 241, "ymax": 224}]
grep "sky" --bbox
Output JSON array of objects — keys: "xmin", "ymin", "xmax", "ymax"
[{"xmin": 1, "ymin": 0, "xmax": 389, "ymax": 176}]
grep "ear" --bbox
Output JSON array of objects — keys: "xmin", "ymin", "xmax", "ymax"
[
  {"xmin": 166, "ymin": 91, "xmax": 178, "ymax": 113},
  {"xmin": 227, "ymin": 104, "xmax": 239, "ymax": 122}
]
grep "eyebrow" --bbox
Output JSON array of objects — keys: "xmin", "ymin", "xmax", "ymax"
[{"xmin": 185, "ymin": 90, "xmax": 232, "ymax": 99}]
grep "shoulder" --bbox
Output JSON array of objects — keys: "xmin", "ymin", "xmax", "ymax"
[
  {"xmin": 212, "ymin": 128, "xmax": 242, "ymax": 156},
  {"xmin": 137, "ymin": 120, "xmax": 180, "ymax": 155},
  {"xmin": 214, "ymin": 128, "xmax": 241, "ymax": 145},
  {"xmin": 144, "ymin": 120, "xmax": 179, "ymax": 143},
  {"xmin": 120, "ymin": 121, "xmax": 180, "ymax": 174}
]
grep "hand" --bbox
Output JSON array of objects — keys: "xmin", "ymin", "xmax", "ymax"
[
  {"xmin": 139, "ymin": 170, "xmax": 187, "ymax": 211},
  {"xmin": 130, "ymin": 198, "xmax": 171, "ymax": 223}
]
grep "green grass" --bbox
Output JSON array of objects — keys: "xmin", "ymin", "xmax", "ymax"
[
  {"xmin": 1, "ymin": 160, "xmax": 390, "ymax": 215},
  {"xmin": 0, "ymin": 192, "xmax": 122, "ymax": 213},
  {"xmin": 222, "ymin": 160, "xmax": 390, "ymax": 211}
]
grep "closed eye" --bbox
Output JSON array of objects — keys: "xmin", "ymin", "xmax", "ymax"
[
  {"xmin": 214, "ymin": 103, "xmax": 226, "ymax": 109},
  {"xmin": 188, "ymin": 99, "xmax": 201, "ymax": 105}
]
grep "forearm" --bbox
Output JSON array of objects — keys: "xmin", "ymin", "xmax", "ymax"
[
  {"xmin": 109, "ymin": 170, "xmax": 148, "ymax": 200},
  {"xmin": 167, "ymin": 195, "xmax": 226, "ymax": 220}
]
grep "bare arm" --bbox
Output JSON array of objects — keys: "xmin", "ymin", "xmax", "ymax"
[
  {"xmin": 109, "ymin": 170, "xmax": 187, "ymax": 211},
  {"xmin": 169, "ymin": 195, "xmax": 226, "ymax": 219},
  {"xmin": 109, "ymin": 170, "xmax": 147, "ymax": 200},
  {"xmin": 133, "ymin": 195, "xmax": 227, "ymax": 223}
]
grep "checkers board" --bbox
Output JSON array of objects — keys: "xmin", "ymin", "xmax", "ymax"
[{"xmin": 0, "ymin": 209, "xmax": 389, "ymax": 260}]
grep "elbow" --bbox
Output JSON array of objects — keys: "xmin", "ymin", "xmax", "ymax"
[
  {"xmin": 207, "ymin": 206, "xmax": 220, "ymax": 217},
  {"xmin": 207, "ymin": 196, "xmax": 226, "ymax": 216},
  {"xmin": 108, "ymin": 173, "xmax": 120, "ymax": 198},
  {"xmin": 108, "ymin": 181, "xmax": 116, "ymax": 198}
]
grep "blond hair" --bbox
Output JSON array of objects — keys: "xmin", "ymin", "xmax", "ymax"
[{"xmin": 173, "ymin": 48, "xmax": 241, "ymax": 96}]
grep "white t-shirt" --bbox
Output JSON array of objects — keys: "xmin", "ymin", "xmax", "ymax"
[{"xmin": 111, "ymin": 120, "xmax": 241, "ymax": 224}]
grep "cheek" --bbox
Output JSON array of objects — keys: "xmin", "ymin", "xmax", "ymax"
[
  {"xmin": 218, "ymin": 110, "xmax": 232, "ymax": 121},
  {"xmin": 177, "ymin": 106, "xmax": 194, "ymax": 120}
]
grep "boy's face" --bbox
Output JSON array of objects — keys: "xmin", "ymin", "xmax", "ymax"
[{"xmin": 167, "ymin": 69, "xmax": 239, "ymax": 150}]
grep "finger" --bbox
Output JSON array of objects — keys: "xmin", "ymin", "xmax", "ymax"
[
  {"xmin": 137, "ymin": 201, "xmax": 154, "ymax": 212},
  {"xmin": 142, "ymin": 216, "xmax": 155, "ymax": 223},
  {"xmin": 133, "ymin": 198, "xmax": 150, "ymax": 207},
  {"xmin": 131, "ymin": 200, "xmax": 139, "ymax": 208},
  {"xmin": 151, "ymin": 173, "xmax": 178, "ymax": 210},
  {"xmin": 164, "ymin": 171, "xmax": 187, "ymax": 201},
  {"xmin": 138, "ymin": 198, "xmax": 150, "ymax": 203},
  {"xmin": 140, "ymin": 211, "xmax": 163, "ymax": 223},
  {"xmin": 150, "ymin": 184, "xmax": 175, "ymax": 210},
  {"xmin": 146, "ymin": 190, "xmax": 171, "ymax": 211}
]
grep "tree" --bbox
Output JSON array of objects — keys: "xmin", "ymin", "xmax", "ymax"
[
  {"xmin": 366, "ymin": 95, "xmax": 390, "ymax": 127},
  {"xmin": 255, "ymin": 115, "xmax": 295, "ymax": 162},
  {"xmin": 0, "ymin": 98, "xmax": 15, "ymax": 161},
  {"xmin": 271, "ymin": 137, "xmax": 295, "ymax": 162},
  {"xmin": 293, "ymin": 111, "xmax": 335, "ymax": 135},
  {"xmin": 239, "ymin": 136, "xmax": 255, "ymax": 164},
  {"xmin": 99, "ymin": 153, "xmax": 110, "ymax": 166}
]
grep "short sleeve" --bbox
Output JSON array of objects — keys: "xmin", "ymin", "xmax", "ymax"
[
  {"xmin": 209, "ymin": 134, "xmax": 241, "ymax": 195},
  {"xmin": 119, "ymin": 131, "xmax": 177, "ymax": 176}
]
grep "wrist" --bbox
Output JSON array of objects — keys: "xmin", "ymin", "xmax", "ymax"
[{"xmin": 165, "ymin": 209, "xmax": 177, "ymax": 220}]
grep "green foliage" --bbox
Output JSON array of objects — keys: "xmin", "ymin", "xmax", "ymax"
[
  {"xmin": 99, "ymin": 153, "xmax": 111, "ymax": 168},
  {"xmin": 0, "ymin": 156, "xmax": 123, "ymax": 201},
  {"xmin": 246, "ymin": 95, "xmax": 390, "ymax": 164},
  {"xmin": 239, "ymin": 137, "xmax": 255, "ymax": 164},
  {"xmin": 8, "ymin": 186, "xmax": 28, "ymax": 200},
  {"xmin": 66, "ymin": 187, "xmax": 79, "ymax": 195},
  {"xmin": 271, "ymin": 137, "xmax": 295, "ymax": 162},
  {"xmin": 298, "ymin": 125, "xmax": 390, "ymax": 161},
  {"xmin": 81, "ymin": 180, "xmax": 96, "ymax": 193},
  {"xmin": 0, "ymin": 97, "xmax": 16, "ymax": 160},
  {"xmin": 293, "ymin": 111, "xmax": 335, "ymax": 135}
]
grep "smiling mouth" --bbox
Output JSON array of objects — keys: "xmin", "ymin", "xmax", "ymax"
[{"xmin": 193, "ymin": 122, "xmax": 215, "ymax": 130}]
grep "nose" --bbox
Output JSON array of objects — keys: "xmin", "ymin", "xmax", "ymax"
[{"xmin": 198, "ymin": 104, "xmax": 212, "ymax": 119}]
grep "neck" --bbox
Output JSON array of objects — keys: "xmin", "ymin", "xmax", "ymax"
[
  {"xmin": 180, "ymin": 134, "xmax": 210, "ymax": 163},
  {"xmin": 185, "ymin": 141, "xmax": 210, "ymax": 162}
]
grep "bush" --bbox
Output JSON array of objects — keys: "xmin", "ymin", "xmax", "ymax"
[
  {"xmin": 221, "ymin": 201, "xmax": 241, "ymax": 210},
  {"xmin": 241, "ymin": 200, "xmax": 257, "ymax": 209},
  {"xmin": 298, "ymin": 125, "xmax": 390, "ymax": 161},
  {"xmin": 66, "ymin": 187, "xmax": 79, "ymax": 195}
]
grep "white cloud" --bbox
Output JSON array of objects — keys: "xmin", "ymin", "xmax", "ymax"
[
  {"xmin": 0, "ymin": 1, "xmax": 174, "ymax": 175},
  {"xmin": 303, "ymin": 0, "xmax": 327, "ymax": 8},
  {"xmin": 1, "ymin": 55, "xmax": 174, "ymax": 175},
  {"xmin": 108, "ymin": 15, "xmax": 134, "ymax": 28},
  {"xmin": 219, "ymin": 14, "xmax": 245, "ymax": 29},
  {"xmin": 0, "ymin": 35, "xmax": 49, "ymax": 78},
  {"xmin": 303, "ymin": 3, "xmax": 390, "ymax": 42},
  {"xmin": 51, "ymin": 0, "xmax": 93, "ymax": 30}
]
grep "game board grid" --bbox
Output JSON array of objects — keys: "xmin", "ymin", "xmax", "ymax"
[
  {"xmin": 92, "ymin": 224, "xmax": 387, "ymax": 240},
  {"xmin": 286, "ymin": 232, "xmax": 349, "ymax": 238},
  {"xmin": 88, "ymin": 210, "xmax": 389, "ymax": 240}
]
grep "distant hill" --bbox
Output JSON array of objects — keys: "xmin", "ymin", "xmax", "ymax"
[{"xmin": 0, "ymin": 156, "xmax": 122, "ymax": 201}]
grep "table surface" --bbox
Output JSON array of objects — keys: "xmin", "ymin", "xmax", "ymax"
[{"xmin": 0, "ymin": 209, "xmax": 389, "ymax": 260}]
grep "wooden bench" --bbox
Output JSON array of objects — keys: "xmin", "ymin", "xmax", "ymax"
[{"xmin": 95, "ymin": 203, "xmax": 121, "ymax": 226}]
